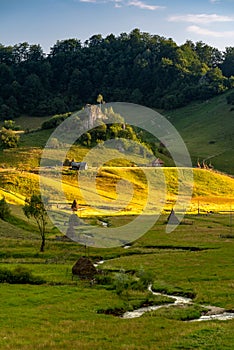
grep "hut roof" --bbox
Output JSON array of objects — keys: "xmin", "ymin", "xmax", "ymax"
[{"xmin": 167, "ymin": 209, "xmax": 179, "ymax": 225}]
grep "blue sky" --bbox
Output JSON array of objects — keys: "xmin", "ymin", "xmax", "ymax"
[{"xmin": 1, "ymin": 0, "xmax": 234, "ymax": 53}]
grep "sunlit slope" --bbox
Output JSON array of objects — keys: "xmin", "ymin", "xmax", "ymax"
[
  {"xmin": 1, "ymin": 168, "xmax": 233, "ymax": 216},
  {"xmin": 0, "ymin": 187, "xmax": 25, "ymax": 205},
  {"xmin": 0, "ymin": 90, "xmax": 233, "ymax": 175},
  {"xmin": 165, "ymin": 91, "xmax": 234, "ymax": 175}
]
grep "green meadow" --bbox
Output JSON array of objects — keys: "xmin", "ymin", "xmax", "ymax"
[
  {"xmin": 0, "ymin": 213, "xmax": 234, "ymax": 349},
  {"xmin": 0, "ymin": 91, "xmax": 234, "ymax": 349},
  {"xmin": 166, "ymin": 91, "xmax": 234, "ymax": 175}
]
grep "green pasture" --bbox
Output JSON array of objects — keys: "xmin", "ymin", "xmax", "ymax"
[
  {"xmin": 166, "ymin": 92, "xmax": 234, "ymax": 175},
  {"xmin": 0, "ymin": 212, "xmax": 233, "ymax": 349},
  {"xmin": 0, "ymin": 115, "xmax": 51, "ymax": 132}
]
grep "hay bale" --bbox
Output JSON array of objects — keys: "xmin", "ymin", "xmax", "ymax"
[{"xmin": 72, "ymin": 256, "xmax": 97, "ymax": 279}]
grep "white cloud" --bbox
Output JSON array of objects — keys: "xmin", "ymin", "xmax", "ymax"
[
  {"xmin": 79, "ymin": 0, "xmax": 98, "ymax": 3},
  {"xmin": 210, "ymin": 0, "xmax": 220, "ymax": 4},
  {"xmin": 168, "ymin": 13, "xmax": 234, "ymax": 24},
  {"xmin": 79, "ymin": 0, "xmax": 165, "ymax": 9},
  {"xmin": 128, "ymin": 0, "xmax": 165, "ymax": 10},
  {"xmin": 187, "ymin": 25, "xmax": 234, "ymax": 37},
  {"xmin": 114, "ymin": 0, "xmax": 123, "ymax": 5}
]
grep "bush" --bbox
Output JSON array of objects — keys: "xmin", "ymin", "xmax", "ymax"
[
  {"xmin": 41, "ymin": 112, "xmax": 72, "ymax": 129},
  {"xmin": 136, "ymin": 267, "xmax": 154, "ymax": 289},
  {"xmin": 113, "ymin": 270, "xmax": 134, "ymax": 298},
  {"xmin": 95, "ymin": 273, "xmax": 114, "ymax": 286},
  {"xmin": 0, "ymin": 197, "xmax": 11, "ymax": 220},
  {"xmin": 226, "ymin": 91, "xmax": 234, "ymax": 105},
  {"xmin": 3, "ymin": 120, "xmax": 21, "ymax": 131},
  {"xmin": 0, "ymin": 266, "xmax": 45, "ymax": 284},
  {"xmin": 0, "ymin": 127, "xmax": 19, "ymax": 148}
]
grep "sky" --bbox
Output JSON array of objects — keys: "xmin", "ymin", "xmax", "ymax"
[{"xmin": 0, "ymin": 0, "xmax": 234, "ymax": 53}]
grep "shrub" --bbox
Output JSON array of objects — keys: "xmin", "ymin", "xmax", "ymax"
[
  {"xmin": 0, "ymin": 197, "xmax": 11, "ymax": 220},
  {"xmin": 136, "ymin": 267, "xmax": 154, "ymax": 289},
  {"xmin": 3, "ymin": 120, "xmax": 21, "ymax": 131},
  {"xmin": 94, "ymin": 273, "xmax": 113, "ymax": 286},
  {"xmin": 41, "ymin": 112, "xmax": 72, "ymax": 129},
  {"xmin": 0, "ymin": 266, "xmax": 45, "ymax": 284},
  {"xmin": 226, "ymin": 91, "xmax": 234, "ymax": 105},
  {"xmin": 113, "ymin": 270, "xmax": 133, "ymax": 298},
  {"xmin": 0, "ymin": 127, "xmax": 19, "ymax": 148}
]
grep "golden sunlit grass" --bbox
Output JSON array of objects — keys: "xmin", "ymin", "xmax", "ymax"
[
  {"xmin": 0, "ymin": 187, "xmax": 25, "ymax": 205},
  {"xmin": 1, "ymin": 167, "xmax": 234, "ymax": 219}
]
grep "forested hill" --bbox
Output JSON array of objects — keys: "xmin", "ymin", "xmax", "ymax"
[{"xmin": 0, "ymin": 28, "xmax": 234, "ymax": 118}]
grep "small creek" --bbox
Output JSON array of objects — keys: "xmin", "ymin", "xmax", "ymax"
[
  {"xmin": 94, "ymin": 260, "xmax": 234, "ymax": 322},
  {"xmin": 122, "ymin": 285, "xmax": 234, "ymax": 321}
]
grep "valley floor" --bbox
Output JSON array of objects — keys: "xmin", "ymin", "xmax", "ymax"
[{"xmin": 0, "ymin": 213, "xmax": 233, "ymax": 349}]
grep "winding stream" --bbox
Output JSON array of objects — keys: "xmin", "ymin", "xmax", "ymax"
[
  {"xmin": 95, "ymin": 260, "xmax": 234, "ymax": 322},
  {"xmin": 122, "ymin": 285, "xmax": 191, "ymax": 319},
  {"xmin": 122, "ymin": 285, "xmax": 234, "ymax": 321}
]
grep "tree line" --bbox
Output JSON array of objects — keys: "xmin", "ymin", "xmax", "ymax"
[{"xmin": 0, "ymin": 28, "xmax": 234, "ymax": 118}]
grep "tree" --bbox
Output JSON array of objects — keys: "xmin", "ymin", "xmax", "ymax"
[
  {"xmin": 12, "ymin": 42, "xmax": 29, "ymax": 63},
  {"xmin": 0, "ymin": 197, "xmax": 11, "ymax": 220},
  {"xmin": 22, "ymin": 74, "xmax": 45, "ymax": 114},
  {"xmin": 114, "ymin": 270, "xmax": 132, "ymax": 300},
  {"xmin": 50, "ymin": 38, "xmax": 81, "ymax": 56},
  {"xmin": 48, "ymin": 137, "xmax": 60, "ymax": 149},
  {"xmin": 97, "ymin": 94, "xmax": 104, "ymax": 110},
  {"xmin": 79, "ymin": 132, "xmax": 91, "ymax": 146},
  {"xmin": 221, "ymin": 47, "xmax": 234, "ymax": 77},
  {"xmin": 71, "ymin": 199, "xmax": 78, "ymax": 212},
  {"xmin": 0, "ymin": 30, "xmax": 233, "ymax": 116},
  {"xmin": 23, "ymin": 195, "xmax": 48, "ymax": 252},
  {"xmin": 195, "ymin": 41, "xmax": 222, "ymax": 68},
  {"xmin": 3, "ymin": 120, "xmax": 15, "ymax": 130},
  {"xmin": 27, "ymin": 44, "xmax": 45, "ymax": 61},
  {"xmin": 0, "ymin": 127, "xmax": 19, "ymax": 148}
]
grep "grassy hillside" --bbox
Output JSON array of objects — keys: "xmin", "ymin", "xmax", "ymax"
[
  {"xmin": 0, "ymin": 92, "xmax": 233, "ymax": 217},
  {"xmin": 1, "ymin": 90, "xmax": 233, "ymax": 174},
  {"xmin": 165, "ymin": 90, "xmax": 234, "ymax": 175},
  {"xmin": 1, "ymin": 167, "xmax": 233, "ymax": 219}
]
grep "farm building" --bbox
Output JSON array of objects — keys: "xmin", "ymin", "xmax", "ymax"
[
  {"xmin": 71, "ymin": 161, "xmax": 88, "ymax": 170},
  {"xmin": 148, "ymin": 158, "xmax": 164, "ymax": 167}
]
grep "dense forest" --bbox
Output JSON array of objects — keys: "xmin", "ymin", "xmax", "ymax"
[{"xmin": 0, "ymin": 28, "xmax": 234, "ymax": 118}]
